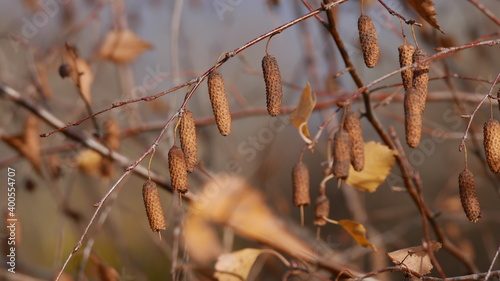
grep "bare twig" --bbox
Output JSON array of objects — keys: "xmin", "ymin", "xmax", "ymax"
[
  {"xmin": 466, "ymin": 0, "xmax": 500, "ymax": 26},
  {"xmin": 485, "ymin": 244, "xmax": 500, "ymax": 280},
  {"xmin": 459, "ymin": 73, "xmax": 500, "ymax": 151},
  {"xmin": 376, "ymin": 0, "xmax": 422, "ymax": 26}
]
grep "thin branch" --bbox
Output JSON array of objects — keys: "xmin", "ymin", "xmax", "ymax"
[
  {"xmin": 466, "ymin": 0, "xmax": 500, "ymax": 26},
  {"xmin": 40, "ymin": 0, "xmax": 350, "ymax": 138},
  {"xmin": 459, "ymin": 73, "xmax": 500, "ymax": 151},
  {"xmin": 485, "ymin": 244, "xmax": 500, "ymax": 280},
  {"xmin": 376, "ymin": 0, "xmax": 422, "ymax": 26}
]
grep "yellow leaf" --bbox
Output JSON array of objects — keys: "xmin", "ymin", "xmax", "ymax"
[
  {"xmin": 77, "ymin": 149, "xmax": 102, "ymax": 175},
  {"xmin": 99, "ymin": 29, "xmax": 152, "ymax": 63},
  {"xmin": 346, "ymin": 141, "xmax": 397, "ymax": 192},
  {"xmin": 214, "ymin": 248, "xmax": 263, "ymax": 281},
  {"xmin": 189, "ymin": 174, "xmax": 315, "ymax": 263},
  {"xmin": 387, "ymin": 240, "xmax": 442, "ymax": 275},
  {"xmin": 338, "ymin": 220, "xmax": 377, "ymax": 251},
  {"xmin": 406, "ymin": 0, "xmax": 442, "ymax": 32},
  {"xmin": 291, "ymin": 83, "xmax": 316, "ymax": 139},
  {"xmin": 184, "ymin": 215, "xmax": 223, "ymax": 265}
]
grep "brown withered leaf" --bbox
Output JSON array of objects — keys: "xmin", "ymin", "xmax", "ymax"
[
  {"xmin": 77, "ymin": 149, "xmax": 102, "ymax": 175},
  {"xmin": 65, "ymin": 53, "xmax": 94, "ymax": 104},
  {"xmin": 387, "ymin": 240, "xmax": 442, "ymax": 275},
  {"xmin": 338, "ymin": 220, "xmax": 377, "ymax": 251},
  {"xmin": 406, "ymin": 0, "xmax": 442, "ymax": 32},
  {"xmin": 2, "ymin": 115, "xmax": 41, "ymax": 174},
  {"xmin": 99, "ymin": 29, "xmax": 152, "ymax": 63},
  {"xmin": 291, "ymin": 82, "xmax": 317, "ymax": 139},
  {"xmin": 214, "ymin": 248, "xmax": 263, "ymax": 281},
  {"xmin": 184, "ymin": 215, "xmax": 224, "ymax": 265},
  {"xmin": 188, "ymin": 174, "xmax": 316, "ymax": 263}
]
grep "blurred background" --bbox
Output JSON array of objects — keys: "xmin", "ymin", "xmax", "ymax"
[{"xmin": 0, "ymin": 0, "xmax": 499, "ymax": 280}]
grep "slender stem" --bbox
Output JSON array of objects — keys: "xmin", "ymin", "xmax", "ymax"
[{"xmin": 459, "ymin": 73, "xmax": 500, "ymax": 151}]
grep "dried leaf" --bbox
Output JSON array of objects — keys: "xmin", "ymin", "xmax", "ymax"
[
  {"xmin": 406, "ymin": 0, "xmax": 442, "ymax": 32},
  {"xmin": 338, "ymin": 220, "xmax": 377, "ymax": 251},
  {"xmin": 1, "ymin": 115, "xmax": 41, "ymax": 173},
  {"xmin": 77, "ymin": 149, "xmax": 102, "ymax": 175},
  {"xmin": 346, "ymin": 141, "xmax": 397, "ymax": 192},
  {"xmin": 99, "ymin": 29, "xmax": 152, "ymax": 63},
  {"xmin": 214, "ymin": 248, "xmax": 263, "ymax": 281},
  {"xmin": 65, "ymin": 54, "xmax": 94, "ymax": 104},
  {"xmin": 387, "ymin": 240, "xmax": 442, "ymax": 275},
  {"xmin": 188, "ymin": 174, "xmax": 315, "ymax": 263},
  {"xmin": 291, "ymin": 82, "xmax": 317, "ymax": 139},
  {"xmin": 184, "ymin": 215, "xmax": 224, "ymax": 264}
]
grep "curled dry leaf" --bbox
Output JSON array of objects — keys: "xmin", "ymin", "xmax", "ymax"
[
  {"xmin": 214, "ymin": 248, "xmax": 263, "ymax": 281},
  {"xmin": 1, "ymin": 115, "xmax": 41, "ymax": 174},
  {"xmin": 338, "ymin": 220, "xmax": 377, "ymax": 251},
  {"xmin": 291, "ymin": 82, "xmax": 317, "ymax": 139},
  {"xmin": 65, "ymin": 54, "xmax": 94, "ymax": 104},
  {"xmin": 187, "ymin": 174, "xmax": 315, "ymax": 263},
  {"xmin": 387, "ymin": 240, "xmax": 442, "ymax": 276},
  {"xmin": 405, "ymin": 0, "xmax": 442, "ymax": 32},
  {"xmin": 346, "ymin": 141, "xmax": 397, "ymax": 192},
  {"xmin": 99, "ymin": 29, "xmax": 152, "ymax": 64}
]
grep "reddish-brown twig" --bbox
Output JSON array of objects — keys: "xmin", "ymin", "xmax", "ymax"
[
  {"xmin": 466, "ymin": 0, "xmax": 500, "ymax": 26},
  {"xmin": 376, "ymin": 0, "xmax": 422, "ymax": 26},
  {"xmin": 459, "ymin": 73, "xmax": 500, "ymax": 151}
]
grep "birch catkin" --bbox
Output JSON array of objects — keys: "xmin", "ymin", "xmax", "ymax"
[
  {"xmin": 292, "ymin": 162, "xmax": 311, "ymax": 207},
  {"xmin": 179, "ymin": 109, "xmax": 198, "ymax": 173},
  {"xmin": 333, "ymin": 129, "xmax": 351, "ymax": 179},
  {"xmin": 207, "ymin": 71, "xmax": 231, "ymax": 136},
  {"xmin": 168, "ymin": 145, "xmax": 188, "ymax": 194},
  {"xmin": 412, "ymin": 48, "xmax": 429, "ymax": 113},
  {"xmin": 398, "ymin": 44, "xmax": 415, "ymax": 91},
  {"xmin": 142, "ymin": 180, "xmax": 166, "ymax": 232},
  {"xmin": 483, "ymin": 119, "xmax": 500, "ymax": 173},
  {"xmin": 458, "ymin": 168, "xmax": 481, "ymax": 223},
  {"xmin": 358, "ymin": 14, "xmax": 379, "ymax": 68},
  {"xmin": 262, "ymin": 54, "xmax": 283, "ymax": 116},
  {"xmin": 344, "ymin": 111, "xmax": 365, "ymax": 171},
  {"xmin": 404, "ymin": 89, "xmax": 422, "ymax": 148},
  {"xmin": 314, "ymin": 195, "xmax": 330, "ymax": 226}
]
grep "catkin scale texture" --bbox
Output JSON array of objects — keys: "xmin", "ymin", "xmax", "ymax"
[
  {"xmin": 358, "ymin": 15, "xmax": 379, "ymax": 68},
  {"xmin": 398, "ymin": 44, "xmax": 415, "ymax": 91},
  {"xmin": 483, "ymin": 119, "xmax": 500, "ymax": 173},
  {"xmin": 404, "ymin": 89, "xmax": 422, "ymax": 148},
  {"xmin": 292, "ymin": 162, "xmax": 310, "ymax": 207},
  {"xmin": 458, "ymin": 169, "xmax": 481, "ymax": 223},
  {"xmin": 412, "ymin": 48, "xmax": 429, "ymax": 113},
  {"xmin": 262, "ymin": 54, "xmax": 283, "ymax": 116},
  {"xmin": 207, "ymin": 71, "xmax": 231, "ymax": 136},
  {"xmin": 344, "ymin": 111, "xmax": 365, "ymax": 171},
  {"xmin": 333, "ymin": 130, "xmax": 351, "ymax": 179},
  {"xmin": 314, "ymin": 195, "xmax": 330, "ymax": 226},
  {"xmin": 179, "ymin": 109, "xmax": 198, "ymax": 173},
  {"xmin": 142, "ymin": 180, "xmax": 166, "ymax": 232},
  {"xmin": 168, "ymin": 145, "xmax": 188, "ymax": 194}
]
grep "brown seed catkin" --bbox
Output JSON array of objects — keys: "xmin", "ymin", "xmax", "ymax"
[
  {"xmin": 179, "ymin": 109, "xmax": 198, "ymax": 173},
  {"xmin": 404, "ymin": 88, "xmax": 422, "ymax": 148},
  {"xmin": 398, "ymin": 44, "xmax": 415, "ymax": 91},
  {"xmin": 483, "ymin": 119, "xmax": 500, "ymax": 173},
  {"xmin": 314, "ymin": 195, "xmax": 330, "ymax": 226},
  {"xmin": 412, "ymin": 48, "xmax": 430, "ymax": 113},
  {"xmin": 333, "ymin": 129, "xmax": 351, "ymax": 179},
  {"xmin": 168, "ymin": 145, "xmax": 188, "ymax": 194},
  {"xmin": 262, "ymin": 54, "xmax": 283, "ymax": 116},
  {"xmin": 344, "ymin": 111, "xmax": 365, "ymax": 171},
  {"xmin": 207, "ymin": 71, "xmax": 231, "ymax": 136},
  {"xmin": 358, "ymin": 14, "xmax": 379, "ymax": 68},
  {"xmin": 458, "ymin": 168, "xmax": 481, "ymax": 223},
  {"xmin": 142, "ymin": 180, "xmax": 166, "ymax": 232},
  {"xmin": 292, "ymin": 162, "xmax": 311, "ymax": 207}
]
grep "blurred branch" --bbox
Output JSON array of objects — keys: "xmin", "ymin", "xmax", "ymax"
[{"xmin": 466, "ymin": 0, "xmax": 500, "ymax": 26}]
